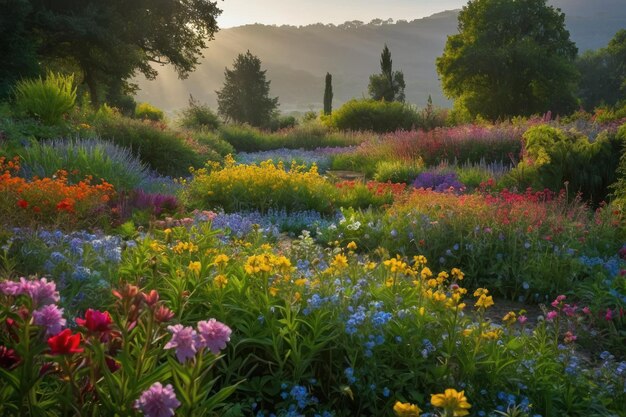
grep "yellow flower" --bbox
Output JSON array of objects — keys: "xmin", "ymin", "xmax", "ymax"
[
  {"xmin": 269, "ymin": 287, "xmax": 279, "ymax": 296},
  {"xmin": 331, "ymin": 253, "xmax": 348, "ymax": 270},
  {"xmin": 347, "ymin": 241, "xmax": 357, "ymax": 250},
  {"xmin": 294, "ymin": 278, "xmax": 307, "ymax": 287},
  {"xmin": 502, "ymin": 311, "xmax": 517, "ymax": 325},
  {"xmin": 164, "ymin": 228, "xmax": 172, "ymax": 236},
  {"xmin": 213, "ymin": 254, "xmax": 230, "ymax": 267},
  {"xmin": 473, "ymin": 288, "xmax": 488, "ymax": 297},
  {"xmin": 420, "ymin": 267, "xmax": 433, "ymax": 279},
  {"xmin": 451, "ymin": 268, "xmax": 464, "ymax": 280},
  {"xmin": 214, "ymin": 274, "xmax": 228, "ymax": 288},
  {"xmin": 244, "ymin": 254, "xmax": 272, "ymax": 275},
  {"xmin": 480, "ymin": 329, "xmax": 502, "ymax": 340},
  {"xmin": 393, "ymin": 401, "xmax": 422, "ymax": 417},
  {"xmin": 364, "ymin": 261, "xmax": 377, "ymax": 271},
  {"xmin": 188, "ymin": 261, "xmax": 201, "ymax": 274},
  {"xmin": 475, "ymin": 294, "xmax": 494, "ymax": 309},
  {"xmin": 413, "ymin": 255, "xmax": 427, "ymax": 267},
  {"xmin": 427, "ymin": 279, "xmax": 438, "ymax": 288},
  {"xmin": 430, "ymin": 389, "xmax": 471, "ymax": 417}
]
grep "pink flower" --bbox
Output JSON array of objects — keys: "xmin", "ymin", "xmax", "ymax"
[
  {"xmin": 546, "ymin": 311, "xmax": 558, "ymax": 321},
  {"xmin": 135, "ymin": 382, "xmax": 181, "ymax": 417},
  {"xmin": 562, "ymin": 304, "xmax": 577, "ymax": 317},
  {"xmin": 517, "ymin": 315, "xmax": 528, "ymax": 325},
  {"xmin": 75, "ymin": 309, "xmax": 112, "ymax": 333},
  {"xmin": 564, "ymin": 331, "xmax": 577, "ymax": 344},
  {"xmin": 582, "ymin": 306, "xmax": 591, "ymax": 315},
  {"xmin": 164, "ymin": 324, "xmax": 197, "ymax": 363},
  {"xmin": 33, "ymin": 304, "xmax": 66, "ymax": 335},
  {"xmin": 551, "ymin": 295, "xmax": 566, "ymax": 308},
  {"xmin": 24, "ymin": 278, "xmax": 60, "ymax": 306},
  {"xmin": 605, "ymin": 308, "xmax": 614, "ymax": 321},
  {"xmin": 0, "ymin": 280, "xmax": 26, "ymax": 296},
  {"xmin": 196, "ymin": 319, "xmax": 232, "ymax": 354}
]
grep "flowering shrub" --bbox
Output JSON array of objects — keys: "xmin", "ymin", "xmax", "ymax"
[
  {"xmin": 184, "ymin": 156, "xmax": 338, "ymax": 213},
  {"xmin": 412, "ymin": 170, "xmax": 465, "ymax": 193},
  {"xmin": 0, "ymin": 157, "xmax": 115, "ymax": 229},
  {"xmin": 336, "ymin": 180, "xmax": 407, "ymax": 208}
]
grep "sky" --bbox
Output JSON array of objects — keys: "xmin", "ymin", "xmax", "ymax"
[{"xmin": 216, "ymin": 0, "xmax": 467, "ymax": 28}]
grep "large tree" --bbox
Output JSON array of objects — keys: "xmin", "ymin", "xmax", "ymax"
[
  {"xmin": 0, "ymin": 0, "xmax": 221, "ymax": 105},
  {"xmin": 216, "ymin": 51, "xmax": 279, "ymax": 127},
  {"xmin": 368, "ymin": 44, "xmax": 406, "ymax": 102},
  {"xmin": 436, "ymin": 0, "xmax": 578, "ymax": 120},
  {"xmin": 577, "ymin": 29, "xmax": 626, "ymax": 109}
]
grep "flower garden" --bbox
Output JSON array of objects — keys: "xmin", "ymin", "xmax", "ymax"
[{"xmin": 1, "ymin": 98, "xmax": 626, "ymax": 417}]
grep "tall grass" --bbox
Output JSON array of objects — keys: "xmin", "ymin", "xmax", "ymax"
[{"xmin": 13, "ymin": 72, "xmax": 77, "ymax": 126}]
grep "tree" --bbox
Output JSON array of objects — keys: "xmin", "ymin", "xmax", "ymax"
[
  {"xmin": 368, "ymin": 44, "xmax": 406, "ymax": 102},
  {"xmin": 436, "ymin": 0, "xmax": 578, "ymax": 120},
  {"xmin": 323, "ymin": 73, "xmax": 333, "ymax": 115},
  {"xmin": 577, "ymin": 29, "xmax": 626, "ymax": 109},
  {"xmin": 216, "ymin": 51, "xmax": 279, "ymax": 127},
  {"xmin": 0, "ymin": 0, "xmax": 221, "ymax": 105}
]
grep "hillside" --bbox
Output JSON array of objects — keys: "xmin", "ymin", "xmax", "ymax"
[{"xmin": 135, "ymin": 0, "xmax": 626, "ymax": 113}]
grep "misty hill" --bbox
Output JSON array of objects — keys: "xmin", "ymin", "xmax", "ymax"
[{"xmin": 135, "ymin": 0, "xmax": 626, "ymax": 113}]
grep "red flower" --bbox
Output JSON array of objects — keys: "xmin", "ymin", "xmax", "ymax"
[
  {"xmin": 47, "ymin": 329, "xmax": 83, "ymax": 355},
  {"xmin": 17, "ymin": 199, "xmax": 28, "ymax": 209},
  {"xmin": 0, "ymin": 345, "xmax": 20, "ymax": 369},
  {"xmin": 76, "ymin": 309, "xmax": 112, "ymax": 333},
  {"xmin": 56, "ymin": 198, "xmax": 75, "ymax": 212}
]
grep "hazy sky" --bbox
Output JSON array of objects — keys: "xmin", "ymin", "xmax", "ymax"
[{"xmin": 217, "ymin": 0, "xmax": 467, "ymax": 28}]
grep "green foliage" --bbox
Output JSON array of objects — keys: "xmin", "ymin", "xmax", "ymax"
[
  {"xmin": 191, "ymin": 131, "xmax": 236, "ymax": 157},
  {"xmin": 218, "ymin": 123, "xmax": 368, "ymax": 152},
  {"xmin": 134, "ymin": 102, "xmax": 164, "ymax": 122},
  {"xmin": 13, "ymin": 72, "xmax": 77, "ymax": 126},
  {"xmin": 92, "ymin": 113, "xmax": 213, "ymax": 177},
  {"xmin": 609, "ymin": 125, "xmax": 626, "ymax": 204},
  {"xmin": 436, "ymin": 0, "xmax": 578, "ymax": 120},
  {"xmin": 265, "ymin": 115, "xmax": 298, "ymax": 132},
  {"xmin": 373, "ymin": 159, "xmax": 424, "ymax": 183},
  {"xmin": 577, "ymin": 29, "xmax": 626, "ymax": 110},
  {"xmin": 368, "ymin": 44, "xmax": 406, "ymax": 103},
  {"xmin": 10, "ymin": 0, "xmax": 221, "ymax": 105},
  {"xmin": 18, "ymin": 138, "xmax": 150, "ymax": 191},
  {"xmin": 328, "ymin": 99, "xmax": 420, "ymax": 133},
  {"xmin": 217, "ymin": 51, "xmax": 279, "ymax": 127},
  {"xmin": 323, "ymin": 72, "xmax": 333, "ymax": 115},
  {"xmin": 179, "ymin": 95, "xmax": 221, "ymax": 131},
  {"xmin": 506, "ymin": 125, "xmax": 624, "ymax": 204},
  {"xmin": 0, "ymin": 0, "xmax": 39, "ymax": 101}
]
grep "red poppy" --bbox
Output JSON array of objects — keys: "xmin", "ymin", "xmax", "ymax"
[
  {"xmin": 17, "ymin": 199, "xmax": 28, "ymax": 209},
  {"xmin": 76, "ymin": 309, "xmax": 112, "ymax": 333},
  {"xmin": 56, "ymin": 198, "xmax": 75, "ymax": 212},
  {"xmin": 47, "ymin": 329, "xmax": 83, "ymax": 355}
]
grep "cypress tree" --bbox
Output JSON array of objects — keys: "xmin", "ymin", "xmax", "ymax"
[{"xmin": 323, "ymin": 72, "xmax": 333, "ymax": 115}]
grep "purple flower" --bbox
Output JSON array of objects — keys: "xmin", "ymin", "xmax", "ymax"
[
  {"xmin": 164, "ymin": 324, "xmax": 197, "ymax": 363},
  {"xmin": 24, "ymin": 278, "xmax": 60, "ymax": 306},
  {"xmin": 33, "ymin": 304, "xmax": 66, "ymax": 335},
  {"xmin": 412, "ymin": 170, "xmax": 465, "ymax": 193},
  {"xmin": 135, "ymin": 382, "xmax": 181, "ymax": 417},
  {"xmin": 196, "ymin": 319, "xmax": 232, "ymax": 354}
]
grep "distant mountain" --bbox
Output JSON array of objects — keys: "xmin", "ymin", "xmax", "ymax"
[{"xmin": 135, "ymin": 0, "xmax": 626, "ymax": 113}]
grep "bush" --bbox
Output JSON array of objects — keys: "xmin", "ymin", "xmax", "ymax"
[
  {"xmin": 327, "ymin": 99, "xmax": 422, "ymax": 133},
  {"xmin": 92, "ymin": 113, "xmax": 215, "ymax": 177},
  {"xmin": 178, "ymin": 96, "xmax": 221, "ymax": 130},
  {"xmin": 191, "ymin": 131, "xmax": 235, "ymax": 157},
  {"xmin": 373, "ymin": 159, "xmax": 423, "ymax": 183},
  {"xmin": 18, "ymin": 138, "xmax": 150, "ymax": 191},
  {"xmin": 506, "ymin": 125, "xmax": 624, "ymax": 204},
  {"xmin": 13, "ymin": 72, "xmax": 77, "ymax": 126},
  {"xmin": 184, "ymin": 156, "xmax": 337, "ymax": 213},
  {"xmin": 265, "ymin": 115, "xmax": 297, "ymax": 131},
  {"xmin": 134, "ymin": 102, "xmax": 164, "ymax": 121}
]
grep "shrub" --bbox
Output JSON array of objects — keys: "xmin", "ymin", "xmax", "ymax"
[
  {"xmin": 412, "ymin": 170, "xmax": 465, "ymax": 192},
  {"xmin": 13, "ymin": 72, "xmax": 77, "ymax": 126},
  {"xmin": 178, "ymin": 96, "xmax": 221, "ymax": 130},
  {"xmin": 18, "ymin": 138, "xmax": 150, "ymax": 191},
  {"xmin": 336, "ymin": 180, "xmax": 407, "ymax": 208},
  {"xmin": 328, "ymin": 99, "xmax": 421, "ymax": 133},
  {"xmin": 134, "ymin": 102, "xmax": 164, "ymax": 121},
  {"xmin": 191, "ymin": 131, "xmax": 235, "ymax": 157},
  {"xmin": 0, "ymin": 157, "xmax": 115, "ymax": 229},
  {"xmin": 92, "ymin": 113, "xmax": 214, "ymax": 177},
  {"xmin": 265, "ymin": 115, "xmax": 297, "ymax": 131},
  {"xmin": 373, "ymin": 159, "xmax": 424, "ymax": 183},
  {"xmin": 183, "ymin": 156, "xmax": 337, "ymax": 213}
]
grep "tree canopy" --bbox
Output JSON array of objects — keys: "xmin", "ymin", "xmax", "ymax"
[
  {"xmin": 577, "ymin": 29, "xmax": 626, "ymax": 109},
  {"xmin": 216, "ymin": 51, "xmax": 279, "ymax": 127},
  {"xmin": 0, "ymin": 0, "xmax": 221, "ymax": 105},
  {"xmin": 436, "ymin": 0, "xmax": 578, "ymax": 120},
  {"xmin": 368, "ymin": 44, "xmax": 406, "ymax": 102}
]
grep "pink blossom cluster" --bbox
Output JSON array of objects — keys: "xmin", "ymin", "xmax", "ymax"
[{"xmin": 164, "ymin": 318, "xmax": 232, "ymax": 363}]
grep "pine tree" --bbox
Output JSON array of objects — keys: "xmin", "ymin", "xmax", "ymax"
[
  {"xmin": 216, "ymin": 51, "xmax": 279, "ymax": 127},
  {"xmin": 323, "ymin": 72, "xmax": 333, "ymax": 115}
]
